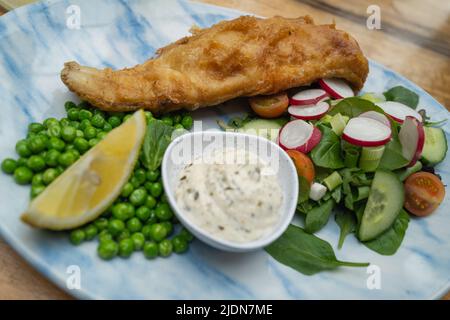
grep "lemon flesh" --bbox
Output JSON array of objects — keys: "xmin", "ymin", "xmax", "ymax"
[{"xmin": 21, "ymin": 110, "xmax": 147, "ymax": 230}]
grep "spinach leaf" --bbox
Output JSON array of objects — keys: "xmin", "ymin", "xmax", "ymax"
[
  {"xmin": 265, "ymin": 224, "xmax": 369, "ymax": 275},
  {"xmin": 296, "ymin": 200, "xmax": 315, "ymax": 215},
  {"xmin": 383, "ymin": 86, "xmax": 419, "ymax": 109},
  {"xmin": 363, "ymin": 209, "xmax": 410, "ymax": 255},
  {"xmin": 335, "ymin": 208, "xmax": 357, "ymax": 249},
  {"xmin": 305, "ymin": 199, "xmax": 335, "ymax": 233},
  {"xmin": 378, "ymin": 121, "xmax": 409, "ymax": 170},
  {"xmin": 141, "ymin": 120, "xmax": 174, "ymax": 171},
  {"xmin": 328, "ymin": 97, "xmax": 384, "ymax": 118},
  {"xmin": 297, "ymin": 175, "xmax": 311, "ymax": 204},
  {"xmin": 311, "ymin": 125, "xmax": 344, "ymax": 169}
]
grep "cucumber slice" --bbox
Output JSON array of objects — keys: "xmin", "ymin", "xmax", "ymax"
[
  {"xmin": 358, "ymin": 170, "xmax": 404, "ymax": 241},
  {"xmin": 238, "ymin": 119, "xmax": 285, "ymax": 142},
  {"xmin": 421, "ymin": 127, "xmax": 447, "ymax": 165}
]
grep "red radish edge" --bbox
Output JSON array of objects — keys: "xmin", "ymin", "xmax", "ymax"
[
  {"xmin": 342, "ymin": 117, "xmax": 392, "ymax": 147},
  {"xmin": 376, "ymin": 101, "xmax": 423, "ymax": 123},
  {"xmin": 288, "ymin": 101, "xmax": 329, "ymax": 120},
  {"xmin": 278, "ymin": 120, "xmax": 322, "ymax": 153},
  {"xmin": 289, "ymin": 89, "xmax": 329, "ymax": 106},
  {"xmin": 398, "ymin": 116, "xmax": 425, "ymax": 167},
  {"xmin": 318, "ymin": 78, "xmax": 354, "ymax": 99},
  {"xmin": 358, "ymin": 111, "xmax": 391, "ymax": 129}
]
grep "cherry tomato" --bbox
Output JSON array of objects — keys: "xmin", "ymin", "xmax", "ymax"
[
  {"xmin": 286, "ymin": 150, "xmax": 315, "ymax": 184},
  {"xmin": 249, "ymin": 92, "xmax": 289, "ymax": 118},
  {"xmin": 404, "ymin": 172, "xmax": 445, "ymax": 217}
]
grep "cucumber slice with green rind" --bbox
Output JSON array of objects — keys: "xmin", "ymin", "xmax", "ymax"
[
  {"xmin": 358, "ymin": 170, "xmax": 404, "ymax": 241},
  {"xmin": 421, "ymin": 127, "xmax": 447, "ymax": 165}
]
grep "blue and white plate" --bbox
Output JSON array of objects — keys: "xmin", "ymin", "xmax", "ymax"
[{"xmin": 0, "ymin": 0, "xmax": 449, "ymax": 299}]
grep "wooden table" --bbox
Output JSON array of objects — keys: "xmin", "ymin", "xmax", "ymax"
[{"xmin": 0, "ymin": 0, "xmax": 449, "ymax": 300}]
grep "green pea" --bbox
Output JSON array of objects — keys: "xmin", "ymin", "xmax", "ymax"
[
  {"xmin": 84, "ymin": 224, "xmax": 98, "ymax": 240},
  {"xmin": 174, "ymin": 123, "xmax": 184, "ymax": 130},
  {"xmin": 58, "ymin": 152, "xmax": 76, "ymax": 168},
  {"xmin": 70, "ymin": 121, "xmax": 81, "ymax": 129},
  {"xmin": 147, "ymin": 210, "xmax": 158, "ymax": 224},
  {"xmin": 80, "ymin": 119, "xmax": 91, "ymax": 130},
  {"xmin": 67, "ymin": 108, "xmax": 79, "ymax": 121},
  {"xmin": 94, "ymin": 217, "xmax": 109, "ymax": 231},
  {"xmin": 131, "ymin": 232, "xmax": 145, "ymax": 250},
  {"xmin": 121, "ymin": 182, "xmax": 134, "ymax": 197},
  {"xmin": 155, "ymin": 203, "xmax": 173, "ymax": 221},
  {"xmin": 64, "ymin": 101, "xmax": 77, "ymax": 111},
  {"xmin": 30, "ymin": 184, "xmax": 45, "ymax": 198},
  {"xmin": 68, "ymin": 149, "xmax": 80, "ymax": 161},
  {"xmin": 91, "ymin": 114, "xmax": 106, "ymax": 128},
  {"xmin": 59, "ymin": 118, "xmax": 71, "ymax": 127},
  {"xmin": 123, "ymin": 114, "xmax": 132, "ymax": 122},
  {"xmin": 44, "ymin": 149, "xmax": 61, "ymax": 167},
  {"xmin": 43, "ymin": 117, "xmax": 59, "ymax": 128},
  {"xmin": 127, "ymin": 217, "xmax": 143, "ymax": 233},
  {"xmin": 28, "ymin": 136, "xmax": 48, "ymax": 154},
  {"xmin": 179, "ymin": 228, "xmax": 194, "ymax": 242},
  {"xmin": 173, "ymin": 114, "xmax": 182, "ymax": 124},
  {"xmin": 160, "ymin": 193, "xmax": 169, "ymax": 204},
  {"xmin": 149, "ymin": 223, "xmax": 167, "ymax": 242},
  {"xmin": 88, "ymin": 138, "xmax": 100, "ymax": 147},
  {"xmin": 181, "ymin": 115, "xmax": 193, "ymax": 129},
  {"xmin": 47, "ymin": 124, "xmax": 61, "ymax": 138},
  {"xmin": 27, "ymin": 155, "xmax": 46, "ymax": 172},
  {"xmin": 97, "ymin": 240, "xmax": 118, "ymax": 260},
  {"xmin": 143, "ymin": 241, "xmax": 158, "ymax": 259},
  {"xmin": 15, "ymin": 140, "xmax": 31, "ymax": 157},
  {"xmin": 141, "ymin": 224, "xmax": 153, "ymax": 240},
  {"xmin": 70, "ymin": 229, "xmax": 85, "ymax": 245},
  {"xmin": 136, "ymin": 206, "xmax": 151, "ymax": 222},
  {"xmin": 158, "ymin": 239, "xmax": 173, "ymax": 257},
  {"xmin": 129, "ymin": 188, "xmax": 147, "ymax": 206},
  {"xmin": 144, "ymin": 195, "xmax": 157, "ymax": 209},
  {"xmin": 17, "ymin": 157, "xmax": 28, "ymax": 168},
  {"xmin": 47, "ymin": 137, "xmax": 65, "ymax": 151},
  {"xmin": 118, "ymin": 238, "xmax": 135, "ymax": 258},
  {"xmin": 97, "ymin": 131, "xmax": 107, "ymax": 140},
  {"xmin": 130, "ymin": 176, "xmax": 142, "ymax": 188},
  {"xmin": 133, "ymin": 168, "xmax": 147, "ymax": 185},
  {"xmin": 79, "ymin": 109, "xmax": 93, "ymax": 120},
  {"xmin": 103, "ymin": 122, "xmax": 113, "ymax": 132},
  {"xmin": 98, "ymin": 230, "xmax": 113, "ymax": 242},
  {"xmin": 146, "ymin": 170, "xmax": 160, "ymax": 182},
  {"xmin": 14, "ymin": 167, "xmax": 33, "ymax": 185},
  {"xmin": 116, "ymin": 229, "xmax": 131, "ymax": 242},
  {"xmin": 107, "ymin": 116, "xmax": 122, "ymax": 128},
  {"xmin": 85, "ymin": 126, "xmax": 99, "ymax": 140},
  {"xmin": 73, "ymin": 137, "xmax": 89, "ymax": 153},
  {"xmin": 149, "ymin": 182, "xmax": 163, "ymax": 197},
  {"xmin": 161, "ymin": 221, "xmax": 173, "ymax": 236},
  {"xmin": 1, "ymin": 158, "xmax": 17, "ymax": 174},
  {"xmin": 61, "ymin": 126, "xmax": 77, "ymax": 142},
  {"xmin": 112, "ymin": 203, "xmax": 133, "ymax": 221},
  {"xmin": 75, "ymin": 129, "xmax": 84, "ymax": 138},
  {"xmin": 28, "ymin": 122, "xmax": 45, "ymax": 134},
  {"xmin": 42, "ymin": 168, "xmax": 59, "ymax": 185},
  {"xmin": 31, "ymin": 173, "xmax": 44, "ymax": 186},
  {"xmin": 108, "ymin": 219, "xmax": 125, "ymax": 236},
  {"xmin": 161, "ymin": 116, "xmax": 173, "ymax": 126},
  {"xmin": 172, "ymin": 235, "xmax": 188, "ymax": 254}
]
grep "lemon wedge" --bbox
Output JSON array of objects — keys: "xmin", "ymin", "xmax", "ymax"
[{"xmin": 21, "ymin": 110, "xmax": 147, "ymax": 230}]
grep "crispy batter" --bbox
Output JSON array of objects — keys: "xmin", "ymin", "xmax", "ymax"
[{"xmin": 60, "ymin": 16, "xmax": 368, "ymax": 113}]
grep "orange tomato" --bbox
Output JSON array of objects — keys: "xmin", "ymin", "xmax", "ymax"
[
  {"xmin": 249, "ymin": 92, "xmax": 289, "ymax": 118},
  {"xmin": 404, "ymin": 172, "xmax": 445, "ymax": 217},
  {"xmin": 286, "ymin": 150, "xmax": 315, "ymax": 184}
]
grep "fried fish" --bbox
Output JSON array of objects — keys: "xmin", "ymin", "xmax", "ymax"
[{"xmin": 61, "ymin": 15, "xmax": 368, "ymax": 113}]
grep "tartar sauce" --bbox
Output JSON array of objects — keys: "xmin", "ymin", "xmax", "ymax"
[{"xmin": 174, "ymin": 148, "xmax": 283, "ymax": 243}]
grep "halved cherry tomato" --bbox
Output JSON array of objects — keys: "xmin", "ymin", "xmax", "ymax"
[
  {"xmin": 286, "ymin": 150, "xmax": 315, "ymax": 184},
  {"xmin": 404, "ymin": 172, "xmax": 445, "ymax": 217},
  {"xmin": 249, "ymin": 92, "xmax": 289, "ymax": 118}
]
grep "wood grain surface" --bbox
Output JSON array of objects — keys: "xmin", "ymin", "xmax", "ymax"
[{"xmin": 0, "ymin": 0, "xmax": 449, "ymax": 300}]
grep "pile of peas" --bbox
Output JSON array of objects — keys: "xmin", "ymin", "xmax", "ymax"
[{"xmin": 1, "ymin": 101, "xmax": 195, "ymax": 260}]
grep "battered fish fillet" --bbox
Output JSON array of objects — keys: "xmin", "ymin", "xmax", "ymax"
[{"xmin": 61, "ymin": 16, "xmax": 368, "ymax": 113}]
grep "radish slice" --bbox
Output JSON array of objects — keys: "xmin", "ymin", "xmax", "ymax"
[
  {"xmin": 319, "ymin": 78, "xmax": 354, "ymax": 99},
  {"xmin": 359, "ymin": 111, "xmax": 391, "ymax": 129},
  {"xmin": 290, "ymin": 89, "xmax": 328, "ymax": 106},
  {"xmin": 342, "ymin": 118, "xmax": 392, "ymax": 147},
  {"xmin": 278, "ymin": 120, "xmax": 322, "ymax": 153},
  {"xmin": 288, "ymin": 101, "xmax": 329, "ymax": 120},
  {"xmin": 399, "ymin": 116, "xmax": 425, "ymax": 167},
  {"xmin": 376, "ymin": 101, "xmax": 422, "ymax": 123}
]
